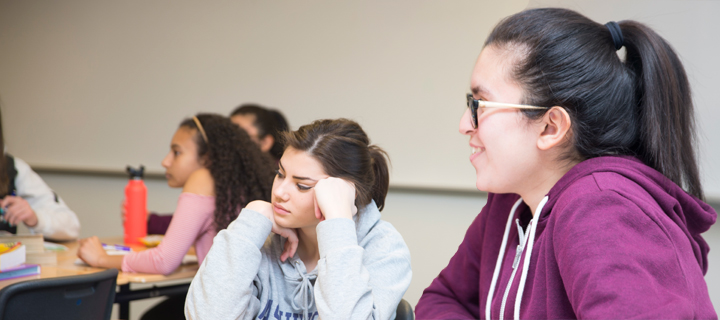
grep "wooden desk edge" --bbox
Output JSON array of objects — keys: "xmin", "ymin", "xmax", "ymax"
[{"xmin": 0, "ymin": 236, "xmax": 198, "ymax": 289}]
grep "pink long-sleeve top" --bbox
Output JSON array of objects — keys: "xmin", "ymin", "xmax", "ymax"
[{"xmin": 122, "ymin": 193, "xmax": 216, "ymax": 275}]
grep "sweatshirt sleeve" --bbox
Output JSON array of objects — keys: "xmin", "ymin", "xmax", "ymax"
[
  {"xmin": 13, "ymin": 157, "xmax": 80, "ymax": 241},
  {"xmin": 121, "ymin": 193, "xmax": 213, "ymax": 275},
  {"xmin": 185, "ymin": 209, "xmax": 272, "ymax": 320},
  {"xmin": 553, "ymin": 190, "xmax": 700, "ymax": 319},
  {"xmin": 314, "ymin": 217, "xmax": 412, "ymax": 320},
  {"xmin": 414, "ymin": 211, "xmax": 486, "ymax": 319}
]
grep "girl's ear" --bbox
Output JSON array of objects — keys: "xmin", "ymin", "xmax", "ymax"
[
  {"xmin": 537, "ymin": 106, "xmax": 572, "ymax": 151},
  {"xmin": 198, "ymin": 154, "xmax": 211, "ymax": 167},
  {"xmin": 259, "ymin": 135, "xmax": 275, "ymax": 153}
]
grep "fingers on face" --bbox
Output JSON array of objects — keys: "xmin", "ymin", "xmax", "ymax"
[
  {"xmin": 281, "ymin": 240, "xmax": 293, "ymax": 262},
  {"xmin": 314, "ymin": 200, "xmax": 324, "ymax": 221},
  {"xmin": 279, "ymin": 230, "xmax": 299, "ymax": 262}
]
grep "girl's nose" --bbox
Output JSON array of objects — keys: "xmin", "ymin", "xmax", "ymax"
[
  {"xmin": 459, "ymin": 108, "xmax": 476, "ymax": 135},
  {"xmin": 161, "ymin": 152, "xmax": 172, "ymax": 168}
]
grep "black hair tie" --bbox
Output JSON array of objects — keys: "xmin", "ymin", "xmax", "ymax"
[{"xmin": 605, "ymin": 21, "xmax": 624, "ymax": 50}]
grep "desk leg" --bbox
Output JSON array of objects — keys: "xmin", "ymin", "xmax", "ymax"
[{"xmin": 119, "ymin": 284, "xmax": 131, "ymax": 320}]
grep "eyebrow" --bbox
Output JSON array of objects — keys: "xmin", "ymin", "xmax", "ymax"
[
  {"xmin": 293, "ymin": 176, "xmax": 318, "ymax": 182},
  {"xmin": 470, "ymin": 85, "xmax": 492, "ymax": 99},
  {"xmin": 278, "ymin": 161, "xmax": 318, "ymax": 182}
]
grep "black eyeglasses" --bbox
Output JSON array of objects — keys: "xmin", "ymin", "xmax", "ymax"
[{"xmin": 466, "ymin": 93, "xmax": 547, "ymax": 128}]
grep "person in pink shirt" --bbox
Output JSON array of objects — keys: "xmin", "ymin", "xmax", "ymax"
[
  {"xmin": 78, "ymin": 113, "xmax": 275, "ymax": 319},
  {"xmin": 147, "ymin": 103, "xmax": 290, "ymax": 235}
]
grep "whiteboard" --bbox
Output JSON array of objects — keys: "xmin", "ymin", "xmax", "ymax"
[{"xmin": 1, "ymin": 0, "xmax": 718, "ymax": 200}]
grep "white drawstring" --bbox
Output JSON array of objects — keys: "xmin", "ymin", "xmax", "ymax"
[
  {"xmin": 287, "ymin": 259, "xmax": 317, "ymax": 320},
  {"xmin": 486, "ymin": 199, "xmax": 522, "ymax": 320},
  {"xmin": 513, "ymin": 195, "xmax": 548, "ymax": 320},
  {"xmin": 498, "ymin": 218, "xmax": 532, "ymax": 320},
  {"xmin": 486, "ymin": 196, "xmax": 549, "ymax": 320}
]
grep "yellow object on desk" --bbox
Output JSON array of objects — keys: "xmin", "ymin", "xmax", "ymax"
[
  {"xmin": 0, "ymin": 242, "xmax": 21, "ymax": 254},
  {"xmin": 139, "ymin": 235, "xmax": 164, "ymax": 247}
]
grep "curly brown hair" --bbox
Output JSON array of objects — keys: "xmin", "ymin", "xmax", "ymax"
[{"xmin": 180, "ymin": 113, "xmax": 275, "ymax": 231}]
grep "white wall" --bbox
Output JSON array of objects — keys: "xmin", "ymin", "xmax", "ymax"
[
  {"xmin": 0, "ymin": 0, "xmax": 528, "ymax": 192},
  {"xmin": 5, "ymin": 0, "xmax": 718, "ymax": 198}
]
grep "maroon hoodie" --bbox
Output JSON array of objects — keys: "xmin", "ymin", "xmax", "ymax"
[{"xmin": 416, "ymin": 156, "xmax": 717, "ymax": 319}]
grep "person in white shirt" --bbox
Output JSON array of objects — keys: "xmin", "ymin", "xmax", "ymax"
[{"xmin": 0, "ymin": 108, "xmax": 80, "ymax": 241}]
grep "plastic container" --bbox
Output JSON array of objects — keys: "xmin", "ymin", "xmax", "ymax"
[{"xmin": 124, "ymin": 165, "xmax": 147, "ymax": 245}]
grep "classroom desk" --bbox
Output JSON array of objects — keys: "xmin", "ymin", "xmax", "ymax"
[{"xmin": 0, "ymin": 236, "xmax": 199, "ymax": 320}]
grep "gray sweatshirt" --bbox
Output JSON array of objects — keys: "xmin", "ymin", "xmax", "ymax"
[{"xmin": 185, "ymin": 201, "xmax": 412, "ymax": 320}]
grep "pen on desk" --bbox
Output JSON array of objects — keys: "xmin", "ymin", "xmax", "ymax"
[{"xmin": 102, "ymin": 243, "xmax": 132, "ymax": 251}]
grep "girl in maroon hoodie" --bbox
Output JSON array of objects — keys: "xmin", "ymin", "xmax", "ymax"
[{"xmin": 416, "ymin": 8, "xmax": 717, "ymax": 319}]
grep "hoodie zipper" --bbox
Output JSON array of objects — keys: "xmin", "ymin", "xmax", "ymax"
[
  {"xmin": 489, "ymin": 196, "xmax": 548, "ymax": 320},
  {"xmin": 499, "ymin": 220, "xmax": 530, "ymax": 320}
]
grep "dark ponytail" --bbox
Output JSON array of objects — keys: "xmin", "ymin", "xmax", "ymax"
[
  {"xmin": 283, "ymin": 118, "xmax": 391, "ymax": 212},
  {"xmin": 620, "ymin": 21, "xmax": 702, "ymax": 199},
  {"xmin": 267, "ymin": 109, "xmax": 290, "ymax": 160},
  {"xmin": 485, "ymin": 8, "xmax": 703, "ymax": 200},
  {"xmin": 369, "ymin": 146, "xmax": 390, "ymax": 211},
  {"xmin": 230, "ymin": 104, "xmax": 290, "ymax": 161}
]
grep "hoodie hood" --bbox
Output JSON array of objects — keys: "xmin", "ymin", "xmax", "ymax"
[{"xmin": 541, "ymin": 155, "xmax": 716, "ymax": 274}]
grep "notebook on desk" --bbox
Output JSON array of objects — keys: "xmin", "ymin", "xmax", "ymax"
[{"xmin": 0, "ymin": 264, "xmax": 40, "ymax": 281}]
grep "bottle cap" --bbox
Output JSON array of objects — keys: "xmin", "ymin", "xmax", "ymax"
[{"xmin": 126, "ymin": 165, "xmax": 145, "ymax": 179}]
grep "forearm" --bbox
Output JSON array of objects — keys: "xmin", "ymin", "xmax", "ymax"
[
  {"xmin": 13, "ymin": 157, "xmax": 80, "ymax": 240},
  {"xmin": 186, "ymin": 209, "xmax": 271, "ymax": 319},
  {"xmin": 414, "ymin": 237, "xmax": 482, "ymax": 318},
  {"xmin": 415, "ymin": 277, "xmax": 479, "ymax": 319},
  {"xmin": 31, "ymin": 206, "xmax": 80, "ymax": 240},
  {"xmin": 124, "ymin": 193, "xmax": 214, "ymax": 275},
  {"xmin": 315, "ymin": 218, "xmax": 412, "ymax": 320},
  {"xmin": 97, "ymin": 255, "xmax": 124, "ymax": 269}
]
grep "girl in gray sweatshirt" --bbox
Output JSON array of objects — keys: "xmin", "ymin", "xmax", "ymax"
[{"xmin": 185, "ymin": 119, "xmax": 412, "ymax": 320}]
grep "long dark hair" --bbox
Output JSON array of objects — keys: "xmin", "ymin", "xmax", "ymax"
[
  {"xmin": 484, "ymin": 8, "xmax": 703, "ymax": 200},
  {"xmin": 283, "ymin": 119, "xmax": 390, "ymax": 211},
  {"xmin": 230, "ymin": 104, "xmax": 290, "ymax": 161},
  {"xmin": 180, "ymin": 113, "xmax": 275, "ymax": 231}
]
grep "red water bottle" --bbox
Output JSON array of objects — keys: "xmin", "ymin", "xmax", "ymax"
[{"xmin": 124, "ymin": 165, "xmax": 147, "ymax": 245}]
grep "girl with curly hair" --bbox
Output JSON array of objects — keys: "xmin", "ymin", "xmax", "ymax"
[
  {"xmin": 185, "ymin": 119, "xmax": 412, "ymax": 320},
  {"xmin": 145, "ymin": 103, "xmax": 289, "ymax": 235},
  {"xmin": 78, "ymin": 113, "xmax": 275, "ymax": 318}
]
